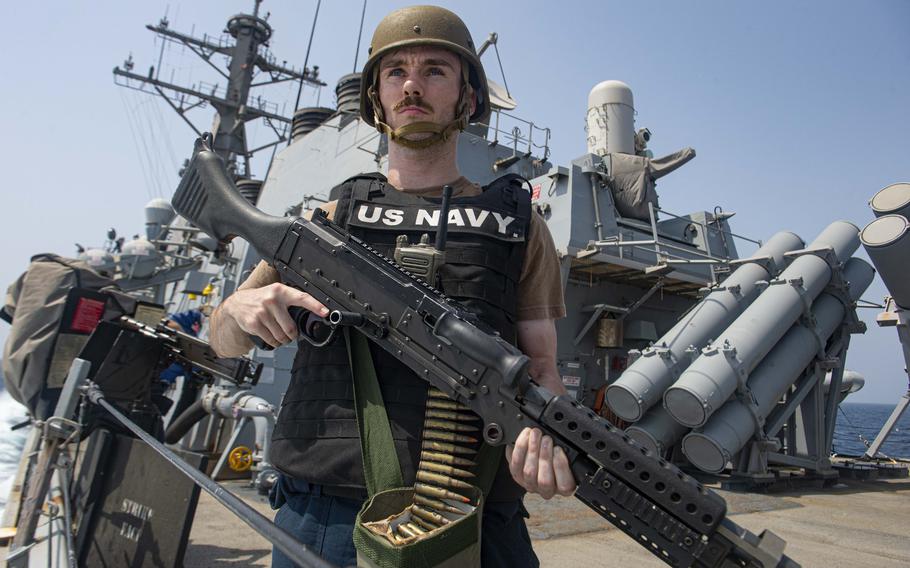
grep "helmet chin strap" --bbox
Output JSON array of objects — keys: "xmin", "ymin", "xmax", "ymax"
[
  {"xmin": 369, "ymin": 63, "xmax": 472, "ymax": 150},
  {"xmin": 378, "ymin": 118, "xmax": 465, "ymax": 150}
]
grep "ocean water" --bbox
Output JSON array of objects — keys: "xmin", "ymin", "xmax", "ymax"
[
  {"xmin": 832, "ymin": 401, "xmax": 910, "ymax": 458},
  {"xmin": 0, "ymin": 389, "xmax": 30, "ymax": 519},
  {"xmin": 0, "ymin": 395, "xmax": 907, "ymax": 519}
]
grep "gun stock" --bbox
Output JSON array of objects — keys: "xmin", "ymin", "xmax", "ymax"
[{"xmin": 172, "ymin": 135, "xmax": 292, "ymax": 258}]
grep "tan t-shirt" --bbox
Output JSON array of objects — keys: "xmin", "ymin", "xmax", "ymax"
[{"xmin": 241, "ymin": 176, "xmax": 566, "ymax": 320}]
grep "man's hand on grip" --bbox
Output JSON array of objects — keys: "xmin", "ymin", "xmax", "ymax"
[{"xmin": 222, "ymin": 283, "xmax": 329, "ymax": 348}]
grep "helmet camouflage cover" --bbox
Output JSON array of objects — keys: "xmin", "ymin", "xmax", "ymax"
[{"xmin": 359, "ymin": 5, "xmax": 491, "ymax": 144}]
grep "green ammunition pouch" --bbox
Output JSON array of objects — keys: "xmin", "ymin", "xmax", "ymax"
[{"xmin": 347, "ymin": 329, "xmax": 499, "ymax": 567}]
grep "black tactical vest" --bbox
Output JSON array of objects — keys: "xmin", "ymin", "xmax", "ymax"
[{"xmin": 271, "ymin": 173, "xmax": 531, "ymax": 500}]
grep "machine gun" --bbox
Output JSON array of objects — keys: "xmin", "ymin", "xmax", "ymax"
[
  {"xmin": 116, "ymin": 315, "xmax": 263, "ymax": 387},
  {"xmin": 172, "ymin": 133, "xmax": 797, "ymax": 568}
]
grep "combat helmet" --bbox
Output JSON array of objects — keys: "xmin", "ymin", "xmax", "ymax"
[{"xmin": 360, "ymin": 5, "xmax": 491, "ymax": 149}]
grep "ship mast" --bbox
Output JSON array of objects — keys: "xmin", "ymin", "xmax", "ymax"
[{"xmin": 113, "ymin": 0, "xmax": 325, "ymax": 179}]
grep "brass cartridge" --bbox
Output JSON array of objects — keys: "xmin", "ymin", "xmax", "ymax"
[
  {"xmin": 421, "ymin": 440, "xmax": 477, "ymax": 456},
  {"xmin": 416, "ymin": 470, "xmax": 474, "ymax": 491},
  {"xmin": 411, "ymin": 505, "xmax": 451, "ymax": 526},
  {"xmin": 405, "ymin": 522, "xmax": 426, "ymax": 535},
  {"xmin": 398, "ymin": 523, "xmax": 419, "ymax": 538},
  {"xmin": 422, "ymin": 429, "xmax": 477, "ymax": 444},
  {"xmin": 420, "ymin": 460, "xmax": 475, "ymax": 479},
  {"xmin": 426, "ymin": 399, "xmax": 472, "ymax": 411},
  {"xmin": 425, "ymin": 409, "xmax": 478, "ymax": 422},
  {"xmin": 414, "ymin": 482, "xmax": 470, "ymax": 503},
  {"xmin": 414, "ymin": 493, "xmax": 465, "ymax": 515},
  {"xmin": 420, "ymin": 451, "xmax": 477, "ymax": 468},
  {"xmin": 411, "ymin": 515, "xmax": 437, "ymax": 532},
  {"xmin": 424, "ymin": 418, "xmax": 480, "ymax": 433}
]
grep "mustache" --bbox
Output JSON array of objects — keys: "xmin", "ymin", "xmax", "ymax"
[{"xmin": 393, "ymin": 96, "xmax": 433, "ymax": 113}]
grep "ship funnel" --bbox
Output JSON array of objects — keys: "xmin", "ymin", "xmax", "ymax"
[
  {"xmin": 335, "ymin": 72, "xmax": 362, "ymax": 114},
  {"xmin": 236, "ymin": 178, "xmax": 264, "ymax": 206},
  {"xmin": 291, "ymin": 107, "xmax": 334, "ymax": 142},
  {"xmin": 586, "ymin": 80, "xmax": 635, "ymax": 156}
]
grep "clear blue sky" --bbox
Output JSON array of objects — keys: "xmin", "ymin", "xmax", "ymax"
[{"xmin": 1, "ymin": 1, "xmax": 908, "ymax": 403}]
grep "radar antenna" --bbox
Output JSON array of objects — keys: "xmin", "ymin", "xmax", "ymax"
[{"xmin": 113, "ymin": 1, "xmax": 326, "ymax": 178}]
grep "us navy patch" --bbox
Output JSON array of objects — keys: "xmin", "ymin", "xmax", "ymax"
[{"xmin": 348, "ymin": 201, "xmax": 525, "ymax": 241}]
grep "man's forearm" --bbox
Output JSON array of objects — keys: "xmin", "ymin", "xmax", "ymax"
[
  {"xmin": 209, "ymin": 260, "xmax": 283, "ymax": 357},
  {"xmin": 517, "ymin": 318, "xmax": 566, "ymax": 396},
  {"xmin": 209, "ymin": 301, "xmax": 254, "ymax": 358},
  {"xmin": 532, "ymin": 362, "xmax": 567, "ymax": 396}
]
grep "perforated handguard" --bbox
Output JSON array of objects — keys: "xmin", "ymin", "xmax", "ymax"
[{"xmin": 171, "ymin": 134, "xmax": 799, "ymax": 567}]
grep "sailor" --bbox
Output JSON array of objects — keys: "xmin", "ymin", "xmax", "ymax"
[
  {"xmin": 209, "ymin": 5, "xmax": 574, "ymax": 566},
  {"xmin": 159, "ymin": 309, "xmax": 205, "ymax": 418}
]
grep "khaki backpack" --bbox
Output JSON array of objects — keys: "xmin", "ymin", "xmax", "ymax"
[{"xmin": 2, "ymin": 254, "xmax": 134, "ymax": 417}]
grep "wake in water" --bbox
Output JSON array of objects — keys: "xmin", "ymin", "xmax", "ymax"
[{"xmin": 0, "ymin": 390, "xmax": 29, "ymax": 519}]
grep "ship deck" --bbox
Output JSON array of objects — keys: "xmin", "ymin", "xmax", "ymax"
[{"xmin": 178, "ymin": 475, "xmax": 910, "ymax": 567}]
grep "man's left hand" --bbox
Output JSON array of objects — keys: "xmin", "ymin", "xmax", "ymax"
[{"xmin": 506, "ymin": 427, "xmax": 576, "ymax": 499}]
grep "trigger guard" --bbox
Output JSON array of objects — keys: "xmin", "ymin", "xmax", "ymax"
[{"xmin": 299, "ymin": 314, "xmax": 337, "ymax": 347}]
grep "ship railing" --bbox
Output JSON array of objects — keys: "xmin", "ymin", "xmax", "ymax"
[
  {"xmin": 481, "ymin": 109, "xmax": 551, "ymax": 163},
  {"xmin": 589, "ymin": 201, "xmax": 763, "ymax": 282}
]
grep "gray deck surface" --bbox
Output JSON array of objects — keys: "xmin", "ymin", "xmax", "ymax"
[{"xmin": 181, "ymin": 476, "xmax": 910, "ymax": 567}]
